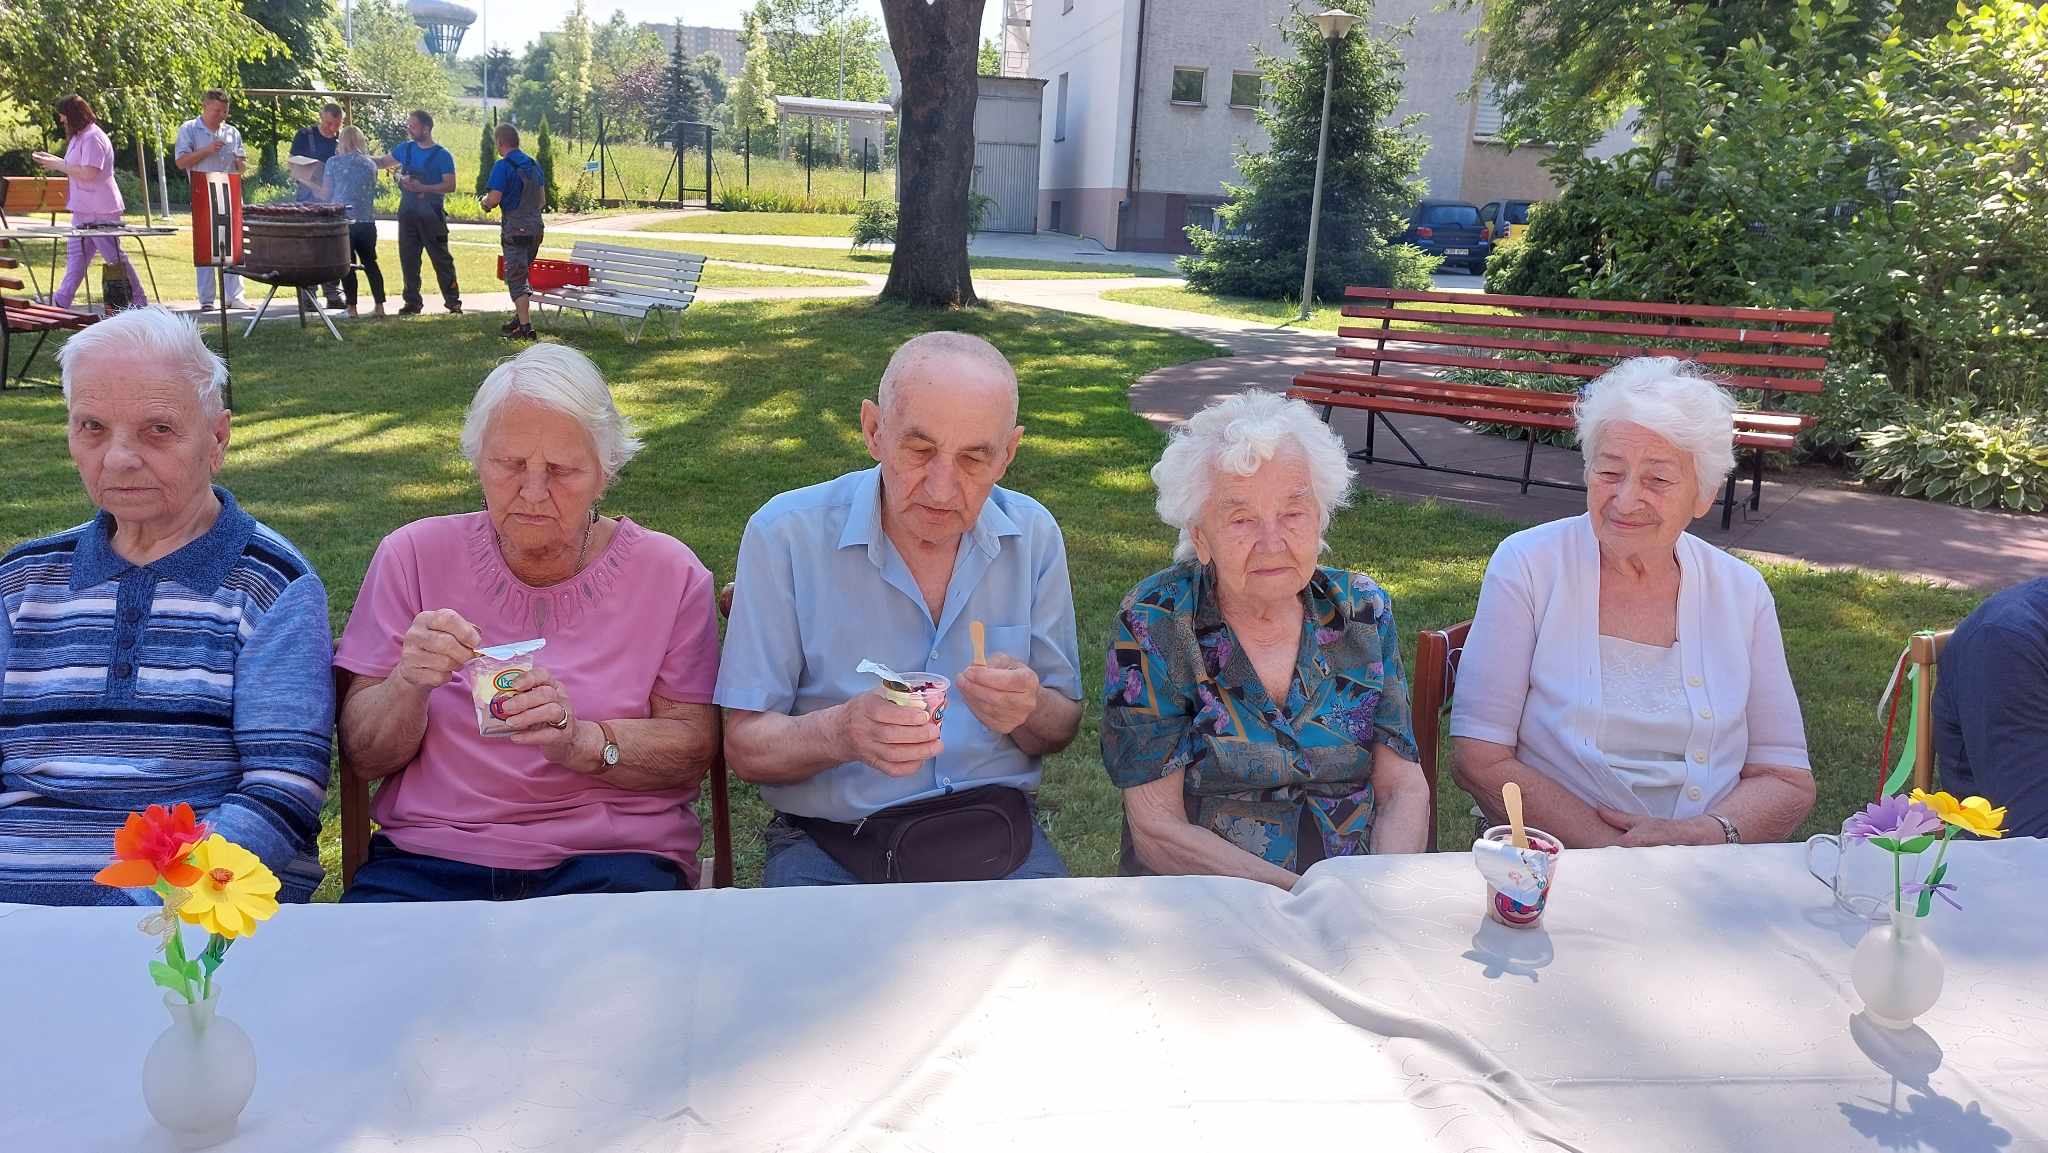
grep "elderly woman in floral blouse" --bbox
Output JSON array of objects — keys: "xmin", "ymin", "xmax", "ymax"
[{"xmin": 1101, "ymin": 391, "xmax": 1430, "ymax": 890}]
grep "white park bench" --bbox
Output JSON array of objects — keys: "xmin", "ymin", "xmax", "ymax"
[{"xmin": 533, "ymin": 241, "xmax": 704, "ymax": 343}]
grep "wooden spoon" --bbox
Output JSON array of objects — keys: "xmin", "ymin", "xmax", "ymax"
[
  {"xmin": 970, "ymin": 620, "xmax": 988, "ymax": 667},
  {"xmin": 1503, "ymin": 781, "xmax": 1529, "ymax": 850}
]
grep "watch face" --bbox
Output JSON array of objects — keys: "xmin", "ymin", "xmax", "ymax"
[{"xmin": 603, "ymin": 743, "xmax": 620, "ymax": 766}]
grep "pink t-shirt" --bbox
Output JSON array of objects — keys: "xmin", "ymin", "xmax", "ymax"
[
  {"xmin": 64, "ymin": 124, "xmax": 124, "ymax": 222},
  {"xmin": 335, "ymin": 513, "xmax": 720, "ymax": 882}
]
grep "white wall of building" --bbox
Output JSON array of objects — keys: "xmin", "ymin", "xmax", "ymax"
[{"xmin": 1033, "ymin": 0, "xmax": 1137, "ymax": 194}]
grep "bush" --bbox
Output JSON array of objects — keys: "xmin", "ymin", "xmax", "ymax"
[
  {"xmin": 850, "ymin": 198, "xmax": 896, "ymax": 248},
  {"xmin": 715, "ymin": 185, "xmax": 861, "ymax": 214},
  {"xmin": 1792, "ymin": 362, "xmax": 1909, "ymax": 466},
  {"xmin": 1856, "ymin": 404, "xmax": 2048, "ymax": 514},
  {"xmin": 968, "ymin": 192, "xmax": 996, "ymax": 236},
  {"xmin": 1439, "ymin": 365, "xmax": 1583, "ymax": 447}
]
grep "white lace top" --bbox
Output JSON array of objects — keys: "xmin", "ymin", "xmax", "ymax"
[{"xmin": 1596, "ymin": 635, "xmax": 1693, "ymax": 817}]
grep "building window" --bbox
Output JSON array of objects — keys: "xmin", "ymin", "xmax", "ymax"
[
  {"xmin": 1474, "ymin": 82, "xmax": 1508, "ymax": 141},
  {"xmin": 1229, "ymin": 71, "xmax": 1262, "ymax": 109},
  {"xmin": 1170, "ymin": 67, "xmax": 1206, "ymax": 106},
  {"xmin": 1054, "ymin": 73, "xmax": 1070, "ymax": 142}
]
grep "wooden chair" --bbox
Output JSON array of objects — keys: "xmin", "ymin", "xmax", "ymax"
[
  {"xmin": 1409, "ymin": 620, "xmax": 1473, "ymax": 853},
  {"xmin": 0, "ymin": 256, "xmax": 94, "ymax": 389},
  {"xmin": 336, "ymin": 586, "xmax": 739, "ymax": 891},
  {"xmin": 1906, "ymin": 629, "xmax": 1953, "ymax": 792}
]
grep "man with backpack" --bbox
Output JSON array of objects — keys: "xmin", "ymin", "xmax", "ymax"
[{"xmin": 480, "ymin": 123, "xmax": 545, "ymax": 341}]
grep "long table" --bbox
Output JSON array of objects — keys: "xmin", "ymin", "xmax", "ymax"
[
  {"xmin": 4, "ymin": 839, "xmax": 2044, "ymax": 1151},
  {"xmin": 0, "ymin": 223, "xmax": 178, "ymax": 304}
]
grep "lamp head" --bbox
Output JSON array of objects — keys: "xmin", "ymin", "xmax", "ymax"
[{"xmin": 1311, "ymin": 9, "xmax": 1361, "ymax": 40}]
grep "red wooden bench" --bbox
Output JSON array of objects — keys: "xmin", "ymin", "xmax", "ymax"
[
  {"xmin": 1285, "ymin": 287, "xmax": 1836, "ymax": 529},
  {"xmin": 0, "ymin": 256, "xmax": 95, "ymax": 389}
]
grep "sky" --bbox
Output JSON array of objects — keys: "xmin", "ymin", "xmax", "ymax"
[{"xmin": 448, "ymin": 1, "xmax": 1006, "ymax": 59}]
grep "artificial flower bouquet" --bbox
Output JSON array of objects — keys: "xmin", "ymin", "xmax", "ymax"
[
  {"xmin": 94, "ymin": 804, "xmax": 280, "ymax": 1002},
  {"xmin": 1843, "ymin": 788, "xmax": 2008, "ymax": 917}
]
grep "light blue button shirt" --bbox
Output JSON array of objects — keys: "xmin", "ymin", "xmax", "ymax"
[
  {"xmin": 174, "ymin": 118, "xmax": 245, "ymax": 174},
  {"xmin": 715, "ymin": 467, "xmax": 1083, "ymax": 822}
]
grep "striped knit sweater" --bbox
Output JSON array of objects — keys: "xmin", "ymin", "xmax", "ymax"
[{"xmin": 0, "ymin": 487, "xmax": 333, "ymax": 904}]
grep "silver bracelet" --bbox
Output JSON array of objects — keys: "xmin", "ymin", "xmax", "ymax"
[{"xmin": 1708, "ymin": 812, "xmax": 1740, "ymax": 844}]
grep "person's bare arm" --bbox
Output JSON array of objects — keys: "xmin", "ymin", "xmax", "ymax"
[
  {"xmin": 955, "ymin": 655, "xmax": 1082, "ymax": 757},
  {"xmin": 1011, "ymin": 689, "xmax": 1082, "ymax": 756},
  {"xmin": 723, "ymin": 689, "xmax": 942, "ymax": 786},
  {"xmin": 1367, "ymin": 744, "xmax": 1431, "ymax": 854},
  {"xmin": 424, "ymin": 171, "xmax": 456, "ymax": 195},
  {"xmin": 1453, "ymin": 737, "xmax": 1622, "ymax": 847},
  {"xmin": 480, "ymin": 189, "xmax": 503, "ymax": 211},
  {"xmin": 537, "ymin": 696, "xmax": 717, "ymax": 791},
  {"xmin": 1125, "ymin": 771, "xmax": 1301, "ymax": 890},
  {"xmin": 335, "ymin": 608, "xmax": 479, "ymax": 780},
  {"xmin": 31, "ymin": 152, "xmax": 100, "ymax": 181},
  {"xmin": 174, "ymin": 139, "xmax": 220, "ymax": 171},
  {"xmin": 1598, "ymin": 762, "xmax": 1815, "ymax": 846}
]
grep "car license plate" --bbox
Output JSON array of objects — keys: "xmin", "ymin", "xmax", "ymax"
[{"xmin": 1444, "ymin": 247, "xmax": 1470, "ymax": 255}]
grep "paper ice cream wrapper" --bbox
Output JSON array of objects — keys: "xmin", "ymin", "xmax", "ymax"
[
  {"xmin": 470, "ymin": 639, "xmax": 546, "ymax": 738},
  {"xmin": 1474, "ymin": 825, "xmax": 1560, "ymax": 927}
]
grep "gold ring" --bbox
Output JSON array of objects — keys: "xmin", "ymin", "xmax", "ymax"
[{"xmin": 549, "ymin": 707, "xmax": 571, "ymax": 730}]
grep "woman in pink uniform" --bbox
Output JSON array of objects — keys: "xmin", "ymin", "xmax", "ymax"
[{"xmin": 32, "ymin": 95, "xmax": 147, "ymax": 309}]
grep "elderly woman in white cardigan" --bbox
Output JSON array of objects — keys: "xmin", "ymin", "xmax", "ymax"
[{"xmin": 1450, "ymin": 358, "xmax": 1816, "ymax": 848}]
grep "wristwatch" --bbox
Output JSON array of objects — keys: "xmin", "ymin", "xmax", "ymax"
[
  {"xmin": 595, "ymin": 720, "xmax": 620, "ymax": 775},
  {"xmin": 1708, "ymin": 812, "xmax": 1740, "ymax": 844}
]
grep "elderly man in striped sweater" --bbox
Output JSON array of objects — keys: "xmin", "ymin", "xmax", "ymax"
[{"xmin": 0, "ymin": 307, "xmax": 334, "ymax": 904}]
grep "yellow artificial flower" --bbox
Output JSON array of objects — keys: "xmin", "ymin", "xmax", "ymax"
[
  {"xmin": 1910, "ymin": 789, "xmax": 2008, "ymax": 839},
  {"xmin": 175, "ymin": 835, "xmax": 280, "ymax": 939}
]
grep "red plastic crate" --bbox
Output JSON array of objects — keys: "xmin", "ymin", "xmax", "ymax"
[{"xmin": 497, "ymin": 256, "xmax": 589, "ymax": 291}]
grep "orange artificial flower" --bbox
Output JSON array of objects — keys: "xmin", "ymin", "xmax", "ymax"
[{"xmin": 93, "ymin": 803, "xmax": 210, "ymax": 889}]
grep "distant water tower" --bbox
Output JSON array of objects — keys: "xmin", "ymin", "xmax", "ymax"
[{"xmin": 408, "ymin": 0, "xmax": 476, "ymax": 58}]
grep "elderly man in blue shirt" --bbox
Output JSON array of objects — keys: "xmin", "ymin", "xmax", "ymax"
[{"xmin": 718, "ymin": 331, "xmax": 1084, "ymax": 885}]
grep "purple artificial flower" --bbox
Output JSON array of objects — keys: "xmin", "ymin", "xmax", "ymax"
[
  {"xmin": 1844, "ymin": 794, "xmax": 1943, "ymax": 841},
  {"xmin": 1905, "ymin": 881, "xmax": 1962, "ymax": 912}
]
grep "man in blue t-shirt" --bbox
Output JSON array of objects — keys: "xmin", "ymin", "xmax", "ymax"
[
  {"xmin": 1934, "ymin": 577, "xmax": 2048, "ymax": 837},
  {"xmin": 374, "ymin": 109, "xmax": 461, "ymax": 315},
  {"xmin": 480, "ymin": 122, "xmax": 544, "ymax": 341},
  {"xmin": 289, "ymin": 101, "xmax": 346, "ymax": 310}
]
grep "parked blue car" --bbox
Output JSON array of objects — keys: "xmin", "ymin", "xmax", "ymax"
[{"xmin": 1402, "ymin": 199, "xmax": 1491, "ymax": 273}]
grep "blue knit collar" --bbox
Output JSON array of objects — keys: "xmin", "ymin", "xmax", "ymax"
[{"xmin": 70, "ymin": 485, "xmax": 254, "ymax": 594}]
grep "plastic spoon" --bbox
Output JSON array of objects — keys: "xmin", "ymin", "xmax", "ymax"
[
  {"xmin": 970, "ymin": 620, "xmax": 988, "ymax": 666},
  {"xmin": 1503, "ymin": 781, "xmax": 1529, "ymax": 850}
]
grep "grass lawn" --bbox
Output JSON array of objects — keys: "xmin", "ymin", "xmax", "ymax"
[
  {"xmin": 8, "ymin": 230, "xmax": 861, "ymax": 303},
  {"xmin": 637, "ymin": 238, "xmax": 1176, "ymax": 281},
  {"xmin": 639, "ymin": 211, "xmax": 856, "ymax": 237},
  {"xmin": 0, "ymin": 301, "xmax": 1982, "ymax": 901},
  {"xmin": 1102, "ymin": 284, "xmax": 1509, "ymax": 331}
]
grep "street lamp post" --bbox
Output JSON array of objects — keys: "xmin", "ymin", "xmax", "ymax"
[{"xmin": 1295, "ymin": 9, "xmax": 1361, "ymax": 324}]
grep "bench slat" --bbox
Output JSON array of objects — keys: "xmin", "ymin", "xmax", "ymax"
[
  {"xmin": 1330, "ymin": 344, "xmax": 1825, "ymax": 393},
  {"xmin": 1288, "ymin": 386, "xmax": 1803, "ymax": 451},
  {"xmin": 1333, "ymin": 325, "xmax": 1831, "ymax": 373},
  {"xmin": 1340, "ymin": 306, "xmax": 1835, "ymax": 349},
  {"xmin": 1292, "ymin": 370, "xmax": 1816, "ymax": 430},
  {"xmin": 1344, "ymin": 286, "xmax": 1837, "ymax": 327}
]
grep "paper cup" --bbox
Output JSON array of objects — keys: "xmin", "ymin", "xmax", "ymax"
[
  {"xmin": 471, "ymin": 654, "xmax": 535, "ymax": 738},
  {"xmin": 1481, "ymin": 824, "xmax": 1561, "ymax": 928},
  {"xmin": 884, "ymin": 671, "xmax": 950, "ymax": 724}
]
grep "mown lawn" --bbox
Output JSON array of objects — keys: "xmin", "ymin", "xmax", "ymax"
[
  {"xmin": 639, "ymin": 211, "xmax": 857, "ymax": 237},
  {"xmin": 636, "ymin": 239, "xmax": 1177, "ymax": 281},
  {"xmin": 0, "ymin": 301, "xmax": 1981, "ymax": 900},
  {"xmin": 1101, "ymin": 284, "xmax": 1509, "ymax": 330}
]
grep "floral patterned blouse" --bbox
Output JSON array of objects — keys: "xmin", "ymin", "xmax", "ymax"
[{"xmin": 1101, "ymin": 561, "xmax": 1418, "ymax": 873}]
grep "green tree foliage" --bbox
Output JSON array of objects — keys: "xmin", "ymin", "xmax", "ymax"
[
  {"xmin": 1181, "ymin": 0, "xmax": 1434, "ymax": 302},
  {"xmin": 661, "ymin": 22, "xmax": 706, "ymax": 132},
  {"xmin": 551, "ymin": 0, "xmax": 594, "ymax": 137},
  {"xmin": 239, "ymin": 0, "xmax": 353, "ymax": 163},
  {"xmin": 729, "ymin": 19, "xmax": 779, "ymax": 150},
  {"xmin": 1491, "ymin": 0, "xmax": 2048, "ymax": 409},
  {"xmin": 347, "ymin": 0, "xmax": 450, "ymax": 144},
  {"xmin": 481, "ymin": 47, "xmax": 515, "ymax": 99},
  {"xmin": 509, "ymin": 36, "xmax": 557, "ymax": 130},
  {"xmin": 534, "ymin": 114, "xmax": 557, "ymax": 211},
  {"xmin": 748, "ymin": 0, "xmax": 890, "ymax": 101},
  {"xmin": 979, "ymin": 37, "xmax": 1000, "ymax": 76},
  {"xmin": 0, "ymin": 0, "xmax": 284, "ymax": 145},
  {"xmin": 475, "ymin": 108, "xmax": 496, "ymax": 195},
  {"xmin": 695, "ymin": 52, "xmax": 730, "ymax": 107}
]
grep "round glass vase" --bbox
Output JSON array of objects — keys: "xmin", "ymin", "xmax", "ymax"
[
  {"xmin": 1851, "ymin": 903, "xmax": 1946, "ymax": 1030},
  {"xmin": 141, "ymin": 986, "xmax": 257, "ymax": 1149}
]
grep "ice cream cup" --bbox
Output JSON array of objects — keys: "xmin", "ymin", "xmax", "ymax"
[
  {"xmin": 472, "ymin": 653, "xmax": 536, "ymax": 738},
  {"xmin": 880, "ymin": 671, "xmax": 950, "ymax": 724},
  {"xmin": 1481, "ymin": 824, "xmax": 1562, "ymax": 929}
]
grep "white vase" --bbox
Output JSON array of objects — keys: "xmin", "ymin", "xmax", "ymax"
[
  {"xmin": 1851, "ymin": 904, "xmax": 1946, "ymax": 1030},
  {"xmin": 141, "ymin": 987, "xmax": 257, "ymax": 1150}
]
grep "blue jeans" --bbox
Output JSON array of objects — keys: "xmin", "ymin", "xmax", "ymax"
[
  {"xmin": 341, "ymin": 835, "xmax": 688, "ymax": 902},
  {"xmin": 761, "ymin": 810, "xmax": 1069, "ymax": 887}
]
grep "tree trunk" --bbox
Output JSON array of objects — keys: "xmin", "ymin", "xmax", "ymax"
[{"xmin": 879, "ymin": 0, "xmax": 986, "ymax": 308}]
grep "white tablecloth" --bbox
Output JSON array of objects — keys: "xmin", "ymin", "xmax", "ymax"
[{"xmin": 4, "ymin": 839, "xmax": 2045, "ymax": 1151}]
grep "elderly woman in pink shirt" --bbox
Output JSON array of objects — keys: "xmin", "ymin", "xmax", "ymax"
[
  {"xmin": 32, "ymin": 95, "xmax": 147, "ymax": 309},
  {"xmin": 335, "ymin": 343, "xmax": 721, "ymax": 901}
]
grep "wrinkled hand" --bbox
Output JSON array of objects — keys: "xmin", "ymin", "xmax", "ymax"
[
  {"xmin": 501, "ymin": 665, "xmax": 591, "ymax": 767},
  {"xmin": 393, "ymin": 608, "xmax": 481, "ymax": 694},
  {"xmin": 955, "ymin": 653, "xmax": 1040, "ymax": 736},
  {"xmin": 1597, "ymin": 808, "xmax": 1718, "ymax": 847},
  {"xmin": 839, "ymin": 687, "xmax": 942, "ymax": 777}
]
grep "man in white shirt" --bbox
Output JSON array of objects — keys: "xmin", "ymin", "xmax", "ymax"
[{"xmin": 174, "ymin": 89, "xmax": 249, "ymax": 310}]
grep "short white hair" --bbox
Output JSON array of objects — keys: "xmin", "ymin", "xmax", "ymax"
[
  {"xmin": 57, "ymin": 306, "xmax": 226, "ymax": 416},
  {"xmin": 878, "ymin": 331, "xmax": 1019, "ymax": 426},
  {"xmin": 1574, "ymin": 357, "xmax": 1737, "ymax": 504},
  {"xmin": 460, "ymin": 343, "xmax": 643, "ymax": 482},
  {"xmin": 1151, "ymin": 390, "xmax": 1355, "ymax": 563}
]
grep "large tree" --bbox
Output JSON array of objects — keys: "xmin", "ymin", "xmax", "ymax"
[
  {"xmin": 878, "ymin": 0, "xmax": 985, "ymax": 308},
  {"xmin": 661, "ymin": 21, "xmax": 706, "ymax": 132},
  {"xmin": 0, "ymin": 0, "xmax": 282, "ymax": 146},
  {"xmin": 240, "ymin": 0, "xmax": 353, "ymax": 180}
]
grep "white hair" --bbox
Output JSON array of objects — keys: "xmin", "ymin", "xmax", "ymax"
[
  {"xmin": 57, "ymin": 306, "xmax": 226, "ymax": 416},
  {"xmin": 877, "ymin": 331, "xmax": 1019, "ymax": 426},
  {"xmin": 460, "ymin": 343, "xmax": 643, "ymax": 482},
  {"xmin": 1151, "ymin": 390, "xmax": 1356, "ymax": 563},
  {"xmin": 1574, "ymin": 357, "xmax": 1737, "ymax": 504}
]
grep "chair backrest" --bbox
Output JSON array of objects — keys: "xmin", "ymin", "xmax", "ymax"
[
  {"xmin": 1906, "ymin": 629, "xmax": 1954, "ymax": 792},
  {"xmin": 1410, "ymin": 620, "xmax": 1473, "ymax": 853},
  {"xmin": 568, "ymin": 241, "xmax": 704, "ymax": 305},
  {"xmin": 336, "ymin": 599, "xmax": 738, "ymax": 891}
]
